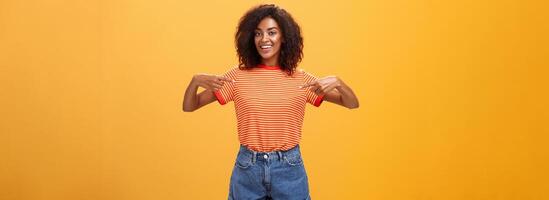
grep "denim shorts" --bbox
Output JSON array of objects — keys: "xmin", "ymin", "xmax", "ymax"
[{"xmin": 228, "ymin": 144, "xmax": 311, "ymax": 200}]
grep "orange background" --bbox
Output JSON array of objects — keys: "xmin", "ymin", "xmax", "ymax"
[{"xmin": 1, "ymin": 0, "xmax": 548, "ymax": 199}]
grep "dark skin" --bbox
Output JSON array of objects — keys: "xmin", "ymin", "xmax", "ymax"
[{"xmin": 183, "ymin": 17, "xmax": 359, "ymax": 112}]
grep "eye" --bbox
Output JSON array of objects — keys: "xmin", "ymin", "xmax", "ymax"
[
  {"xmin": 254, "ymin": 32, "xmax": 261, "ymax": 37},
  {"xmin": 268, "ymin": 31, "xmax": 277, "ymax": 36}
]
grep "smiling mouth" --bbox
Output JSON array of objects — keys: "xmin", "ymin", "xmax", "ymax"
[{"xmin": 260, "ymin": 45, "xmax": 272, "ymax": 49}]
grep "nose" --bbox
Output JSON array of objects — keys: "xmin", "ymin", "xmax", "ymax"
[{"xmin": 261, "ymin": 33, "xmax": 269, "ymax": 43}]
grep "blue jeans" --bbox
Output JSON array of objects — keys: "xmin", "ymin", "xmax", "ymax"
[{"xmin": 228, "ymin": 144, "xmax": 311, "ymax": 200}]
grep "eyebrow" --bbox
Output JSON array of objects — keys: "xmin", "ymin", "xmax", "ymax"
[{"xmin": 255, "ymin": 27, "xmax": 280, "ymax": 31}]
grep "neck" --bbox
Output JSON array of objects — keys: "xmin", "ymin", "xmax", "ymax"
[{"xmin": 261, "ymin": 56, "xmax": 279, "ymax": 67}]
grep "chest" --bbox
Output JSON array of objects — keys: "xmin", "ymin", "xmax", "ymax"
[{"xmin": 233, "ymin": 76, "xmax": 306, "ymax": 108}]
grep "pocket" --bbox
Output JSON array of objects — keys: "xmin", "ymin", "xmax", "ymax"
[
  {"xmin": 235, "ymin": 153, "xmax": 253, "ymax": 169},
  {"xmin": 284, "ymin": 153, "xmax": 304, "ymax": 166}
]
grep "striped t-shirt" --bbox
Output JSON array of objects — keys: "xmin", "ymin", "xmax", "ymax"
[{"xmin": 214, "ymin": 64, "xmax": 324, "ymax": 152}]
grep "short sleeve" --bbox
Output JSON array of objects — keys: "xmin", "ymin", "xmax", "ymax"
[
  {"xmin": 302, "ymin": 70, "xmax": 325, "ymax": 107},
  {"xmin": 213, "ymin": 67, "xmax": 239, "ymax": 105}
]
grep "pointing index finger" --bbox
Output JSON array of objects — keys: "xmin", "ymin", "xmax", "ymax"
[
  {"xmin": 218, "ymin": 76, "xmax": 235, "ymax": 83},
  {"xmin": 299, "ymin": 81, "xmax": 317, "ymax": 89}
]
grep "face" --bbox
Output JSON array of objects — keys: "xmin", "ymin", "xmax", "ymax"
[{"xmin": 254, "ymin": 17, "xmax": 283, "ymax": 65}]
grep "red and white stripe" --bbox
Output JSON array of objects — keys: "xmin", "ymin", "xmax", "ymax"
[{"xmin": 214, "ymin": 65, "xmax": 324, "ymax": 152}]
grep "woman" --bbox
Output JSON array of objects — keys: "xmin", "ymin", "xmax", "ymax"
[{"xmin": 183, "ymin": 4, "xmax": 359, "ymax": 200}]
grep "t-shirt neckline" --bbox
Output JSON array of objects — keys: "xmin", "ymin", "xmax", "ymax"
[{"xmin": 258, "ymin": 64, "xmax": 281, "ymax": 70}]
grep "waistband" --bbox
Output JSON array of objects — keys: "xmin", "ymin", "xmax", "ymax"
[{"xmin": 238, "ymin": 144, "xmax": 301, "ymax": 163}]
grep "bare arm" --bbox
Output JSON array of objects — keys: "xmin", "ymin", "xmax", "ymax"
[
  {"xmin": 301, "ymin": 76, "xmax": 359, "ymax": 109},
  {"xmin": 182, "ymin": 74, "xmax": 233, "ymax": 112}
]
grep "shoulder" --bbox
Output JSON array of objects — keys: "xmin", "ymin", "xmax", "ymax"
[
  {"xmin": 224, "ymin": 65, "xmax": 244, "ymax": 74},
  {"xmin": 296, "ymin": 68, "xmax": 316, "ymax": 78},
  {"xmin": 228, "ymin": 65, "xmax": 241, "ymax": 72},
  {"xmin": 294, "ymin": 68, "xmax": 308, "ymax": 76}
]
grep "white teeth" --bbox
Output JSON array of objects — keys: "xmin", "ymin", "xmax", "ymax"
[{"xmin": 260, "ymin": 45, "xmax": 272, "ymax": 49}]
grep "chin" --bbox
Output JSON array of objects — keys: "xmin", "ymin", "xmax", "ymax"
[{"xmin": 260, "ymin": 54, "xmax": 273, "ymax": 60}]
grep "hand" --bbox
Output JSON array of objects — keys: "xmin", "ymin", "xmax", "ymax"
[
  {"xmin": 299, "ymin": 76, "xmax": 341, "ymax": 96},
  {"xmin": 192, "ymin": 73, "xmax": 235, "ymax": 91}
]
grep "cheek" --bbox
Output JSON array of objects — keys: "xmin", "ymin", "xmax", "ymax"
[{"xmin": 274, "ymin": 37, "xmax": 282, "ymax": 48}]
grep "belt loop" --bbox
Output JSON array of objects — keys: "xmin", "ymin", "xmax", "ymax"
[
  {"xmin": 252, "ymin": 151, "xmax": 257, "ymax": 164},
  {"xmin": 277, "ymin": 151, "xmax": 283, "ymax": 161}
]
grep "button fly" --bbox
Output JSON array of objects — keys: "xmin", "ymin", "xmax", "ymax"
[{"xmin": 263, "ymin": 155, "xmax": 268, "ymax": 159}]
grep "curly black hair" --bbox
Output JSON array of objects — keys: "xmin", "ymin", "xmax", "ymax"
[{"xmin": 235, "ymin": 4, "xmax": 303, "ymax": 76}]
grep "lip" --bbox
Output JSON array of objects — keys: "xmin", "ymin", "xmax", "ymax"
[{"xmin": 258, "ymin": 45, "xmax": 272, "ymax": 53}]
